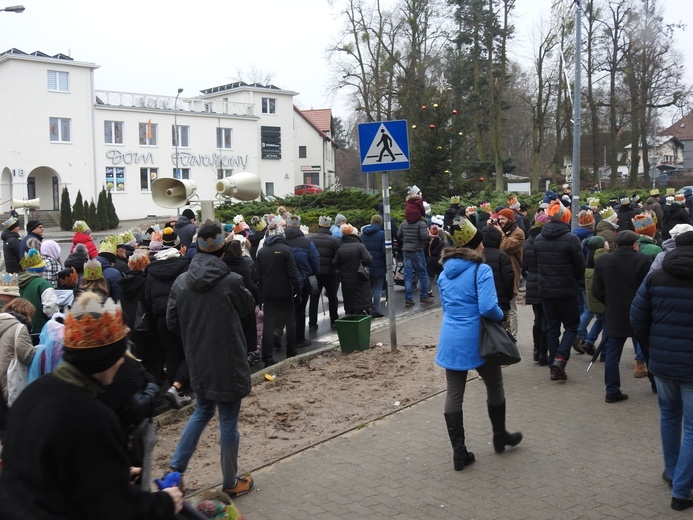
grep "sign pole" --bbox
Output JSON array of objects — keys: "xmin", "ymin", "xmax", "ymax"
[{"xmin": 381, "ymin": 170, "xmax": 397, "ymax": 351}]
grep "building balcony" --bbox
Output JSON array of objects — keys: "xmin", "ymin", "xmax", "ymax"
[{"xmin": 95, "ymin": 91, "xmax": 255, "ymax": 118}]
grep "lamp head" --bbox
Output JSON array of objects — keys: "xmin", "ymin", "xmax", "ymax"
[
  {"xmin": 177, "ymin": 88, "xmax": 184, "ymax": 94},
  {"xmin": 2, "ymin": 5, "xmax": 25, "ymax": 12}
]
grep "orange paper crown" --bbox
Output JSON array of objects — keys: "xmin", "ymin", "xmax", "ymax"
[{"xmin": 64, "ymin": 294, "xmax": 128, "ymax": 348}]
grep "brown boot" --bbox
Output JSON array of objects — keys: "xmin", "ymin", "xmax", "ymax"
[{"xmin": 634, "ymin": 360, "xmax": 648, "ymax": 378}]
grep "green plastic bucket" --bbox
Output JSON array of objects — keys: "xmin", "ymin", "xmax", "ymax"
[{"xmin": 335, "ymin": 314, "xmax": 372, "ymax": 353}]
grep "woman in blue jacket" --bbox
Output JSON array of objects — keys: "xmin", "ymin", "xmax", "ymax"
[{"xmin": 436, "ymin": 217, "xmax": 522, "ymax": 471}]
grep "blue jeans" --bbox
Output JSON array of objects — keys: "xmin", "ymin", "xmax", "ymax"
[
  {"xmin": 170, "ymin": 397, "xmax": 242, "ymax": 490},
  {"xmin": 370, "ymin": 274, "xmax": 385, "ymax": 313},
  {"xmin": 543, "ymin": 295, "xmax": 579, "ymax": 363},
  {"xmin": 403, "ymin": 250, "xmax": 428, "ymax": 301},
  {"xmin": 604, "ymin": 336, "xmax": 628, "ymax": 396},
  {"xmin": 655, "ymin": 376, "xmax": 693, "ymax": 500},
  {"xmin": 584, "ymin": 313, "xmax": 604, "ymax": 345},
  {"xmin": 633, "ymin": 338, "xmax": 645, "ymax": 363},
  {"xmin": 577, "ymin": 289, "xmax": 594, "ymax": 339}
]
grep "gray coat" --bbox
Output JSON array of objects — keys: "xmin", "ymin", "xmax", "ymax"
[
  {"xmin": 167, "ymin": 253, "xmax": 255, "ymax": 402},
  {"xmin": 397, "ymin": 219, "xmax": 429, "ymax": 252}
]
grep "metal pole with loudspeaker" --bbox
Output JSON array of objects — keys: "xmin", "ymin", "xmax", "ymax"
[
  {"xmin": 215, "ymin": 171, "xmax": 262, "ymax": 201},
  {"xmin": 12, "ymin": 198, "xmax": 40, "ymax": 230},
  {"xmin": 151, "ymin": 178, "xmax": 197, "ymax": 208}
]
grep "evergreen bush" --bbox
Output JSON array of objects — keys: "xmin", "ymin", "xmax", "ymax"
[{"xmin": 59, "ymin": 187, "xmax": 72, "ymax": 231}]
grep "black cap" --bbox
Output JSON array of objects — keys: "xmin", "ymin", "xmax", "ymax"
[
  {"xmin": 614, "ymin": 230, "xmax": 639, "ymax": 247},
  {"xmin": 27, "ymin": 220, "xmax": 42, "ymax": 233}
]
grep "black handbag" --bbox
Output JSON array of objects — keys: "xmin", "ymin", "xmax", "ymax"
[
  {"xmin": 356, "ymin": 263, "xmax": 370, "ymax": 281},
  {"xmin": 133, "ymin": 301, "xmax": 155, "ymax": 333},
  {"xmin": 473, "ymin": 264, "xmax": 520, "ymax": 366}
]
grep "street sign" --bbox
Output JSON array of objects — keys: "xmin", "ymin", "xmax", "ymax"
[{"xmin": 358, "ymin": 120, "xmax": 409, "ymax": 173}]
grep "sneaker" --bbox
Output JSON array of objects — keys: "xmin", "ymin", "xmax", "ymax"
[
  {"xmin": 405, "ymin": 299, "xmax": 414, "ymax": 307},
  {"xmin": 427, "ymin": 290, "xmax": 434, "ymax": 298},
  {"xmin": 296, "ymin": 339, "xmax": 312, "ymax": 348},
  {"xmin": 538, "ymin": 357, "xmax": 548, "ymax": 367},
  {"xmin": 549, "ymin": 358, "xmax": 568, "ymax": 381},
  {"xmin": 247, "ymin": 351, "xmax": 261, "ymax": 365},
  {"xmin": 672, "ymin": 497, "xmax": 693, "ymax": 511},
  {"xmin": 165, "ymin": 386, "xmax": 192, "ymax": 409},
  {"xmin": 223, "ymin": 475, "xmax": 254, "ymax": 498},
  {"xmin": 308, "ymin": 324, "xmax": 318, "ymax": 331},
  {"xmin": 582, "ymin": 341, "xmax": 595, "ymax": 356},
  {"xmin": 605, "ymin": 391, "xmax": 629, "ymax": 403},
  {"xmin": 634, "ymin": 360, "xmax": 648, "ymax": 378},
  {"xmin": 572, "ymin": 339, "xmax": 586, "ymax": 355},
  {"xmin": 420, "ymin": 297, "xmax": 434, "ymax": 305}
]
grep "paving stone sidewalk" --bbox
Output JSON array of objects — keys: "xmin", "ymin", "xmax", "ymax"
[{"xmin": 236, "ymin": 303, "xmax": 678, "ymax": 519}]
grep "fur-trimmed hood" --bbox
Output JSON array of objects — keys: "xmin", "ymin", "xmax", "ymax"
[{"xmin": 440, "ymin": 246, "xmax": 483, "ymax": 265}]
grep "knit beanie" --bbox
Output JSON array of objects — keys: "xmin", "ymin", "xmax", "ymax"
[
  {"xmin": 370, "ymin": 214, "xmax": 383, "ymax": 225},
  {"xmin": 182, "ymin": 208, "xmax": 196, "ymax": 220},
  {"xmin": 633, "ymin": 213, "xmax": 656, "ymax": 237},
  {"xmin": 670, "ymin": 223, "xmax": 693, "ymax": 239},
  {"xmin": 26, "ymin": 220, "xmax": 42, "ymax": 234},
  {"xmin": 498, "ymin": 208, "xmax": 515, "ymax": 222},
  {"xmin": 584, "ymin": 235, "xmax": 606, "ymax": 251},
  {"xmin": 534, "ymin": 212, "xmax": 550, "ymax": 227},
  {"xmin": 197, "ymin": 223, "xmax": 225, "ymax": 253},
  {"xmin": 335, "ymin": 214, "xmax": 347, "ymax": 226},
  {"xmin": 162, "ymin": 227, "xmax": 181, "ymax": 249}
]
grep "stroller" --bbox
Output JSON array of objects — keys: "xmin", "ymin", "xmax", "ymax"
[{"xmin": 392, "ymin": 243, "xmax": 417, "ymax": 288}]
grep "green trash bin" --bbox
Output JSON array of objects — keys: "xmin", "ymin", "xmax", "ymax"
[{"xmin": 335, "ymin": 314, "xmax": 372, "ymax": 353}]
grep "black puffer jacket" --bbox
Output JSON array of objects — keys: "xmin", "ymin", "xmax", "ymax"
[
  {"xmin": 482, "ymin": 226, "xmax": 515, "ymax": 311},
  {"xmin": 117, "ymin": 270, "xmax": 147, "ymax": 329},
  {"xmin": 144, "ymin": 256, "xmax": 190, "ymax": 317},
  {"xmin": 223, "ymin": 256, "xmax": 259, "ymax": 305},
  {"xmin": 309, "ymin": 227, "xmax": 341, "ymax": 275},
  {"xmin": 617, "ymin": 204, "xmax": 636, "ymax": 232},
  {"xmin": 533, "ymin": 221, "xmax": 585, "ymax": 299},
  {"xmin": 256, "ymin": 234, "xmax": 301, "ymax": 301},
  {"xmin": 1, "ymin": 229, "xmax": 21, "ymax": 273},
  {"xmin": 333, "ymin": 234, "xmax": 373, "ymax": 314},
  {"xmin": 662, "ymin": 203, "xmax": 691, "ymax": 240},
  {"xmin": 631, "ymin": 242, "xmax": 693, "ymax": 381},
  {"xmin": 522, "ymin": 226, "xmax": 542, "ymax": 305}
]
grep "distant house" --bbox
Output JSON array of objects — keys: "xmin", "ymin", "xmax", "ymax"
[
  {"xmin": 293, "ymin": 107, "xmax": 338, "ymax": 189},
  {"xmin": 659, "ymin": 112, "xmax": 693, "ymax": 169},
  {"xmin": 623, "ymin": 135, "xmax": 683, "ymax": 175}
]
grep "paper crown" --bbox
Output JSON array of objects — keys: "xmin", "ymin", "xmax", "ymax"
[
  {"xmin": 64, "ymin": 294, "xmax": 128, "ymax": 348},
  {"xmin": 98, "ymin": 236, "xmax": 118, "ymax": 256},
  {"xmin": 465, "ymin": 206, "xmax": 477, "ymax": 215},
  {"xmin": 57, "ymin": 267, "xmax": 79, "ymax": 288},
  {"xmin": 73, "ymin": 220, "xmax": 90, "ymax": 233},
  {"xmin": 83, "ymin": 259, "xmax": 104, "ymax": 281},
  {"xmin": 251, "ymin": 216, "xmax": 267, "ymax": 231},
  {"xmin": 633, "ymin": 213, "xmax": 656, "ymax": 236},
  {"xmin": 407, "ymin": 185, "xmax": 421, "ymax": 196},
  {"xmin": 20, "ymin": 248, "xmax": 45, "ymax": 271},
  {"xmin": 666, "ymin": 196, "xmax": 675, "ymax": 205},
  {"xmin": 587, "ymin": 197, "xmax": 600, "ymax": 208},
  {"xmin": 318, "ymin": 215, "xmax": 331, "ymax": 227},
  {"xmin": 675, "ymin": 193, "xmax": 685, "ymax": 203},
  {"xmin": 650, "ymin": 188, "xmax": 660, "ymax": 196},
  {"xmin": 666, "ymin": 188, "xmax": 676, "ymax": 195},
  {"xmin": 600, "ymin": 207, "xmax": 617, "ymax": 222},
  {"xmin": 287, "ymin": 215, "xmax": 301, "ymax": 227},
  {"xmin": 0, "ymin": 272, "xmax": 20, "ymax": 297},
  {"xmin": 128, "ymin": 251, "xmax": 150, "ymax": 271},
  {"xmin": 3, "ymin": 217, "xmax": 19, "ymax": 231},
  {"xmin": 118, "ymin": 230, "xmax": 136, "ymax": 247},
  {"xmin": 619, "ymin": 195, "xmax": 630, "ymax": 204},
  {"xmin": 534, "ymin": 212, "xmax": 550, "ymax": 227},
  {"xmin": 631, "ymin": 193, "xmax": 641, "ymax": 203},
  {"xmin": 233, "ymin": 214, "xmax": 245, "ymax": 225},
  {"xmin": 508, "ymin": 197, "xmax": 520, "ymax": 209},
  {"xmin": 450, "ymin": 196, "xmax": 461, "ymax": 205},
  {"xmin": 450, "ymin": 217, "xmax": 479, "ymax": 247},
  {"xmin": 479, "ymin": 202, "xmax": 492, "ymax": 212},
  {"xmin": 578, "ymin": 210, "xmax": 595, "ymax": 227}
]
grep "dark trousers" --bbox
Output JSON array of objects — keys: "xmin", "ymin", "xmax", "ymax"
[
  {"xmin": 308, "ymin": 273, "xmax": 339, "ymax": 325},
  {"xmin": 294, "ymin": 284, "xmax": 310, "ymax": 342},
  {"xmin": 157, "ymin": 315, "xmax": 189, "ymax": 389},
  {"xmin": 543, "ymin": 295, "xmax": 579, "ymax": 363},
  {"xmin": 262, "ymin": 297, "xmax": 296, "ymax": 361}
]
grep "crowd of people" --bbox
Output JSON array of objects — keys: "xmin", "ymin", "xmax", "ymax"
[{"xmin": 1, "ymin": 183, "xmax": 693, "ymax": 514}]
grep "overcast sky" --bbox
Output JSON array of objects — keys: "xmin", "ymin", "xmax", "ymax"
[{"xmin": 1, "ymin": 0, "xmax": 691, "ymax": 121}]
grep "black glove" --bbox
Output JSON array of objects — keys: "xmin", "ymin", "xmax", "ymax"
[{"xmin": 293, "ymin": 293, "xmax": 302, "ymax": 307}]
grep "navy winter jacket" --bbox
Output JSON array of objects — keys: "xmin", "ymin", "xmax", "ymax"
[
  {"xmin": 361, "ymin": 223, "xmax": 386, "ymax": 278},
  {"xmin": 284, "ymin": 227, "xmax": 320, "ymax": 288},
  {"xmin": 533, "ymin": 221, "xmax": 585, "ymax": 299}
]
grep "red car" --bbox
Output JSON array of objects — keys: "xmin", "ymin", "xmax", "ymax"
[{"xmin": 294, "ymin": 184, "xmax": 323, "ymax": 195}]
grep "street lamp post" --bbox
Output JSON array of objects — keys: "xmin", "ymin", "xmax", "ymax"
[
  {"xmin": 571, "ymin": 1, "xmax": 581, "ymax": 229},
  {"xmin": 174, "ymin": 88, "xmax": 183, "ymax": 178},
  {"xmin": 0, "ymin": 5, "xmax": 25, "ymax": 12}
]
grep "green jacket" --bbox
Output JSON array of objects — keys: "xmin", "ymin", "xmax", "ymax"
[
  {"xmin": 636, "ymin": 235, "xmax": 663, "ymax": 260},
  {"xmin": 18, "ymin": 272, "xmax": 57, "ymax": 333},
  {"xmin": 585, "ymin": 248, "xmax": 606, "ymax": 313},
  {"xmin": 595, "ymin": 220, "xmax": 617, "ymax": 251}
]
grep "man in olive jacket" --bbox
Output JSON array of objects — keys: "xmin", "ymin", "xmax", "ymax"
[{"xmin": 167, "ymin": 223, "xmax": 256, "ymax": 498}]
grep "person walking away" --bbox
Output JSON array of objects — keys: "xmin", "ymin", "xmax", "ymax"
[
  {"xmin": 630, "ymin": 229, "xmax": 693, "ymax": 510},
  {"xmin": 533, "ymin": 200, "xmax": 584, "ymax": 381},
  {"xmin": 17, "ymin": 248, "xmax": 58, "ymax": 334},
  {"xmin": 361, "ymin": 214, "xmax": 387, "ymax": 318},
  {"xmin": 308, "ymin": 215, "xmax": 342, "ymax": 329},
  {"xmin": 592, "ymin": 230, "xmax": 651, "ymax": 403},
  {"xmin": 437, "ymin": 217, "xmax": 522, "ymax": 471},
  {"xmin": 333, "ymin": 224, "xmax": 373, "ymax": 315},
  {"xmin": 167, "ymin": 222, "xmax": 256, "ymax": 498},
  {"xmin": 69, "ymin": 220, "xmax": 98, "ymax": 259},
  {"xmin": 426, "ymin": 224, "xmax": 444, "ymax": 298},
  {"xmin": 581, "ymin": 236, "xmax": 608, "ymax": 355},
  {"xmin": 596, "ymin": 207, "xmax": 619, "ymax": 250},
  {"xmin": 633, "ymin": 212, "xmax": 663, "ymax": 260},
  {"xmin": 397, "ymin": 212, "xmax": 431, "ymax": 307},
  {"xmin": 480, "ymin": 226, "xmax": 515, "ymax": 332},
  {"xmin": 523, "ymin": 212, "xmax": 550, "ymax": 364}
]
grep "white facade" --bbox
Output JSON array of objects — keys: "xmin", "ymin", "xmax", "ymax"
[
  {"xmin": 0, "ymin": 49, "xmax": 334, "ymax": 220},
  {"xmin": 293, "ymin": 108, "xmax": 337, "ymax": 188}
]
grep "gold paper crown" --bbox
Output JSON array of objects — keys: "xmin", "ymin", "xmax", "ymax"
[
  {"xmin": 118, "ymin": 230, "xmax": 136, "ymax": 246},
  {"xmin": 64, "ymin": 293, "xmax": 128, "ymax": 348},
  {"xmin": 465, "ymin": 206, "xmax": 477, "ymax": 214},
  {"xmin": 83, "ymin": 259, "xmax": 103, "ymax": 281},
  {"xmin": 675, "ymin": 193, "xmax": 685, "ymax": 203},
  {"xmin": 20, "ymin": 248, "xmax": 45, "ymax": 270},
  {"xmin": 0, "ymin": 272, "xmax": 20, "ymax": 297},
  {"xmin": 450, "ymin": 196, "xmax": 461, "ymax": 205},
  {"xmin": 73, "ymin": 220, "xmax": 90, "ymax": 233},
  {"xmin": 587, "ymin": 197, "xmax": 600, "ymax": 207},
  {"xmin": 450, "ymin": 217, "xmax": 478, "ymax": 247},
  {"xmin": 600, "ymin": 207, "xmax": 616, "ymax": 221},
  {"xmin": 98, "ymin": 236, "xmax": 118, "ymax": 255},
  {"xmin": 650, "ymin": 188, "xmax": 660, "ymax": 196},
  {"xmin": 479, "ymin": 202, "xmax": 492, "ymax": 211},
  {"xmin": 666, "ymin": 188, "xmax": 676, "ymax": 195}
]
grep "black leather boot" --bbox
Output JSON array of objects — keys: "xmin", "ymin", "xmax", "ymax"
[
  {"xmin": 538, "ymin": 329, "xmax": 549, "ymax": 366},
  {"xmin": 487, "ymin": 401, "xmax": 523, "ymax": 453},
  {"xmin": 532, "ymin": 326, "xmax": 542, "ymax": 362},
  {"xmin": 444, "ymin": 412, "xmax": 475, "ymax": 470}
]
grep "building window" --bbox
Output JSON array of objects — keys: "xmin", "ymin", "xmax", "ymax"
[
  {"xmin": 172, "ymin": 125, "xmax": 189, "ymax": 147},
  {"xmin": 140, "ymin": 167, "xmax": 158, "ymax": 192},
  {"xmin": 265, "ymin": 182, "xmax": 275, "ymax": 197},
  {"xmin": 104, "ymin": 121, "xmax": 124, "ymax": 144},
  {"xmin": 139, "ymin": 121, "xmax": 157, "ymax": 146},
  {"xmin": 49, "ymin": 117, "xmax": 71, "ymax": 142},
  {"xmin": 262, "ymin": 97, "xmax": 276, "ymax": 114},
  {"xmin": 105, "ymin": 167, "xmax": 126, "ymax": 192},
  {"xmin": 217, "ymin": 168, "xmax": 234, "ymax": 180},
  {"xmin": 47, "ymin": 70, "xmax": 69, "ymax": 92},
  {"xmin": 217, "ymin": 128, "xmax": 233, "ymax": 149},
  {"xmin": 173, "ymin": 168, "xmax": 190, "ymax": 180},
  {"xmin": 299, "ymin": 145, "xmax": 307, "ymax": 158}
]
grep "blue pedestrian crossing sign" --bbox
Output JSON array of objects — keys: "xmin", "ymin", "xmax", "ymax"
[{"xmin": 358, "ymin": 120, "xmax": 410, "ymax": 173}]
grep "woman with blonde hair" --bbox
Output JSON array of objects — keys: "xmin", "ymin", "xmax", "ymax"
[{"xmin": 74, "ymin": 259, "xmax": 110, "ymax": 301}]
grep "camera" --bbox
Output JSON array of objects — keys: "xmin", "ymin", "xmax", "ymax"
[{"xmin": 489, "ymin": 218, "xmax": 498, "ymax": 225}]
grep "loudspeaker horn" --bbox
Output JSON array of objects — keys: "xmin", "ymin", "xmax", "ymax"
[
  {"xmin": 12, "ymin": 198, "xmax": 40, "ymax": 210},
  {"xmin": 151, "ymin": 178, "xmax": 197, "ymax": 209},
  {"xmin": 216, "ymin": 171, "xmax": 261, "ymax": 201}
]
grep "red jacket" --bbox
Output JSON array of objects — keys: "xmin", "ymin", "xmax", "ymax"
[{"xmin": 70, "ymin": 232, "xmax": 98, "ymax": 259}]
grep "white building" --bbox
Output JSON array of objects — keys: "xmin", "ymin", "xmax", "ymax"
[{"xmin": 0, "ymin": 48, "xmax": 337, "ymax": 220}]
